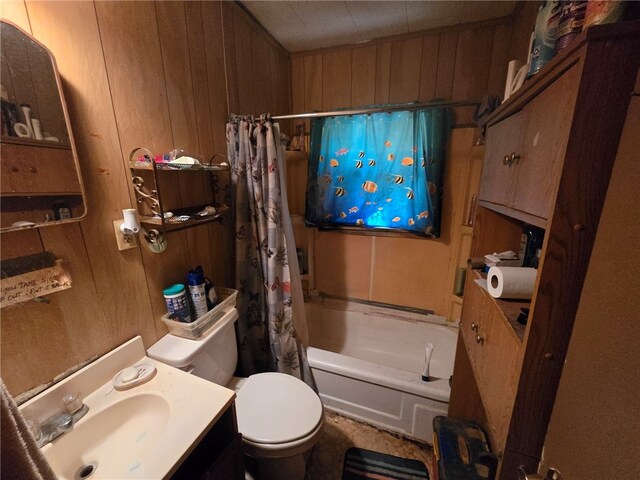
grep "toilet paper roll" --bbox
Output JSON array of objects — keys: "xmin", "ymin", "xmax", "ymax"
[
  {"xmin": 487, "ymin": 266, "xmax": 537, "ymax": 300},
  {"xmin": 13, "ymin": 122, "xmax": 31, "ymax": 138}
]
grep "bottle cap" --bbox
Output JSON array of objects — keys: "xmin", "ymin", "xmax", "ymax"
[
  {"xmin": 187, "ymin": 266, "xmax": 205, "ymax": 286},
  {"xmin": 163, "ymin": 284, "xmax": 185, "ymax": 296}
]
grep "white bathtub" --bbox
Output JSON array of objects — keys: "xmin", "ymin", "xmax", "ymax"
[{"xmin": 306, "ymin": 298, "xmax": 458, "ymax": 443}]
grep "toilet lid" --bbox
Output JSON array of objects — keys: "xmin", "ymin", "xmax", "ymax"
[{"xmin": 236, "ymin": 373, "xmax": 323, "ymax": 445}]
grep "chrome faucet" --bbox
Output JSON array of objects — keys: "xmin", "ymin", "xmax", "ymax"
[{"xmin": 29, "ymin": 393, "xmax": 89, "ymax": 448}]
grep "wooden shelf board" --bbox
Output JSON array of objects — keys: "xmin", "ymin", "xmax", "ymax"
[
  {"xmin": 473, "ymin": 269, "xmax": 528, "ymax": 342},
  {"xmin": 1, "ymin": 136, "xmax": 71, "ymax": 150},
  {"xmin": 477, "ymin": 200, "xmax": 547, "ymax": 229},
  {"xmin": 129, "ymin": 161, "xmax": 230, "ymax": 172},
  {"xmin": 1, "ymin": 192, "xmax": 82, "ymax": 197},
  {"xmin": 451, "ymin": 294, "xmax": 464, "ymax": 304},
  {"xmin": 139, "ymin": 204, "xmax": 229, "ymax": 231}
]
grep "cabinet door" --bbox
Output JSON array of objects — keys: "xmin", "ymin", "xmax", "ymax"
[
  {"xmin": 514, "ymin": 65, "xmax": 580, "ymax": 218},
  {"xmin": 1, "ymin": 143, "xmax": 80, "ymax": 195},
  {"xmin": 478, "ymin": 111, "xmax": 524, "ymax": 208},
  {"xmin": 460, "ymin": 271, "xmax": 489, "ymax": 375},
  {"xmin": 460, "ymin": 274, "xmax": 523, "ymax": 452}
]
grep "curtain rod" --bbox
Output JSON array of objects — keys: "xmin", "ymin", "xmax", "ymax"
[{"xmin": 271, "ymin": 100, "xmax": 481, "ymax": 120}]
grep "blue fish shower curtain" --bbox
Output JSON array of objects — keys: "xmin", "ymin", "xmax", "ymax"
[
  {"xmin": 227, "ymin": 115, "xmax": 310, "ymax": 383},
  {"xmin": 306, "ymin": 109, "xmax": 451, "ymax": 237}
]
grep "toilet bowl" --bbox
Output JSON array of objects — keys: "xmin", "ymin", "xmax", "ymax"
[{"xmin": 147, "ymin": 307, "xmax": 323, "ymax": 480}]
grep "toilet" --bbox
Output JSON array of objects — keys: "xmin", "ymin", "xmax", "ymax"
[{"xmin": 147, "ymin": 307, "xmax": 324, "ymax": 480}]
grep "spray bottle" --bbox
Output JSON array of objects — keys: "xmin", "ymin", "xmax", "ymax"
[{"xmin": 187, "ymin": 266, "xmax": 208, "ymax": 320}]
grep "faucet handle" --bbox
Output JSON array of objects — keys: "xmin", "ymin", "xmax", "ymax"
[
  {"xmin": 25, "ymin": 419, "xmax": 42, "ymax": 441},
  {"xmin": 54, "ymin": 413, "xmax": 74, "ymax": 433},
  {"xmin": 63, "ymin": 392, "xmax": 83, "ymax": 414}
]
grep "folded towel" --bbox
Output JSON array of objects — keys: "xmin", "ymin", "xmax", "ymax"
[{"xmin": 1, "ymin": 379, "xmax": 56, "ymax": 480}]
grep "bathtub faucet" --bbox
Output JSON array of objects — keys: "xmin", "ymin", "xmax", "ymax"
[{"xmin": 421, "ymin": 343, "xmax": 434, "ymax": 381}]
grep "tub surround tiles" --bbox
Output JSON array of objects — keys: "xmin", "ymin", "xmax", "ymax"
[
  {"xmin": 314, "ymin": 231, "xmax": 373, "ymax": 299},
  {"xmin": 371, "ymin": 235, "xmax": 451, "ymax": 312},
  {"xmin": 306, "ymin": 411, "xmax": 433, "ymax": 480}
]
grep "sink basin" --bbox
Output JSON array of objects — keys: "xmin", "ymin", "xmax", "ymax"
[
  {"xmin": 20, "ymin": 336, "xmax": 235, "ymax": 479},
  {"xmin": 44, "ymin": 394, "xmax": 170, "ymax": 479}
]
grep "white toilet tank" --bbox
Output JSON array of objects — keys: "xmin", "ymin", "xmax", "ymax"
[{"xmin": 148, "ymin": 307, "xmax": 239, "ymax": 386}]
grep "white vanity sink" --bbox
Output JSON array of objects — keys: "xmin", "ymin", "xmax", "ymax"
[{"xmin": 19, "ymin": 336, "xmax": 235, "ymax": 479}]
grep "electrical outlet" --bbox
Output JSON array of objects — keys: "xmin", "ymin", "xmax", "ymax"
[{"xmin": 113, "ymin": 220, "xmax": 138, "ymax": 251}]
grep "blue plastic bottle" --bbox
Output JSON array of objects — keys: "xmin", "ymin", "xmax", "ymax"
[{"xmin": 187, "ymin": 266, "xmax": 209, "ymax": 319}]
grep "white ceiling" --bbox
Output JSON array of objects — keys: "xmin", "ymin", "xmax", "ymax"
[{"xmin": 241, "ymin": 1, "xmax": 518, "ymax": 53}]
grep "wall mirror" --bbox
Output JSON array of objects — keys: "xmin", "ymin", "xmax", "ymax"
[{"xmin": 0, "ymin": 20, "xmax": 86, "ymax": 233}]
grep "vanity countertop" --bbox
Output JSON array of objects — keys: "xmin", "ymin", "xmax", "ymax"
[{"xmin": 20, "ymin": 336, "xmax": 235, "ymax": 479}]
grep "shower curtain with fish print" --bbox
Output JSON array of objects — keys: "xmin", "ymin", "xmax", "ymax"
[
  {"xmin": 306, "ymin": 108, "xmax": 451, "ymax": 237},
  {"xmin": 227, "ymin": 115, "xmax": 310, "ymax": 383}
]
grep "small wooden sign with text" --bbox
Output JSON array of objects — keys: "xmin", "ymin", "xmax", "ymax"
[{"xmin": 0, "ymin": 259, "xmax": 72, "ymax": 308}]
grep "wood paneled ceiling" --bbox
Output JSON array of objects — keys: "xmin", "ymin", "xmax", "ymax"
[{"xmin": 241, "ymin": 1, "xmax": 518, "ymax": 52}]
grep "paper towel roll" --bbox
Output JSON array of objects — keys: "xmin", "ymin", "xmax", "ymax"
[
  {"xmin": 504, "ymin": 59, "xmax": 523, "ymax": 100},
  {"xmin": 487, "ymin": 266, "xmax": 537, "ymax": 300}
]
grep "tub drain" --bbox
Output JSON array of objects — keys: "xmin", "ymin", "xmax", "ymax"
[{"xmin": 75, "ymin": 461, "xmax": 97, "ymax": 480}]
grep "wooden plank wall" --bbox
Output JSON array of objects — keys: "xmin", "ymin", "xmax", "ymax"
[
  {"xmin": 0, "ymin": 1, "xmax": 290, "ymax": 397},
  {"xmin": 291, "ymin": 18, "xmax": 514, "ymax": 125},
  {"xmin": 289, "ymin": 17, "xmax": 518, "ymax": 316}
]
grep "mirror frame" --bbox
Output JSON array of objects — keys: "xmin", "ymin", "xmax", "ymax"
[{"xmin": 0, "ymin": 19, "xmax": 87, "ymax": 233}]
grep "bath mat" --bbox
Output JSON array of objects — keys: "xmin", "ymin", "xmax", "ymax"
[{"xmin": 342, "ymin": 447, "xmax": 430, "ymax": 480}]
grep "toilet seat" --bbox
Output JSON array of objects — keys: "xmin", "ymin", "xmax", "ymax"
[{"xmin": 236, "ymin": 372, "xmax": 323, "ymax": 450}]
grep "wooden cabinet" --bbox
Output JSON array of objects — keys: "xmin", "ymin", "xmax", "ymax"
[
  {"xmin": 449, "ymin": 22, "xmax": 640, "ymax": 479},
  {"xmin": 479, "ymin": 63, "xmax": 581, "ymax": 221},
  {"xmin": 171, "ymin": 404, "xmax": 244, "ymax": 480},
  {"xmin": 0, "ymin": 20, "xmax": 86, "ymax": 231},
  {"xmin": 460, "ymin": 269, "xmax": 525, "ymax": 450},
  {"xmin": 479, "ymin": 111, "xmax": 524, "ymax": 208},
  {"xmin": 1, "ymin": 141, "xmax": 80, "ymax": 195}
]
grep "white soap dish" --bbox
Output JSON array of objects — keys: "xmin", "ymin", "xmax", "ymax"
[{"xmin": 112, "ymin": 363, "xmax": 157, "ymax": 391}]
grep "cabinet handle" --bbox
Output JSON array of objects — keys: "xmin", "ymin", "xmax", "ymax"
[
  {"xmin": 476, "ymin": 334, "xmax": 485, "ymax": 345},
  {"xmin": 471, "ymin": 322, "xmax": 479, "ymax": 331}
]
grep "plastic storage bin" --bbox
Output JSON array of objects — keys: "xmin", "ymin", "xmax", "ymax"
[{"xmin": 161, "ymin": 287, "xmax": 238, "ymax": 339}]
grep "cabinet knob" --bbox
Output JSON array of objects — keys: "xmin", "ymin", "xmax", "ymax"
[
  {"xmin": 509, "ymin": 152, "xmax": 521, "ymax": 165},
  {"xmin": 471, "ymin": 322, "xmax": 479, "ymax": 331},
  {"xmin": 503, "ymin": 155, "xmax": 510, "ymax": 166},
  {"xmin": 475, "ymin": 334, "xmax": 485, "ymax": 345}
]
